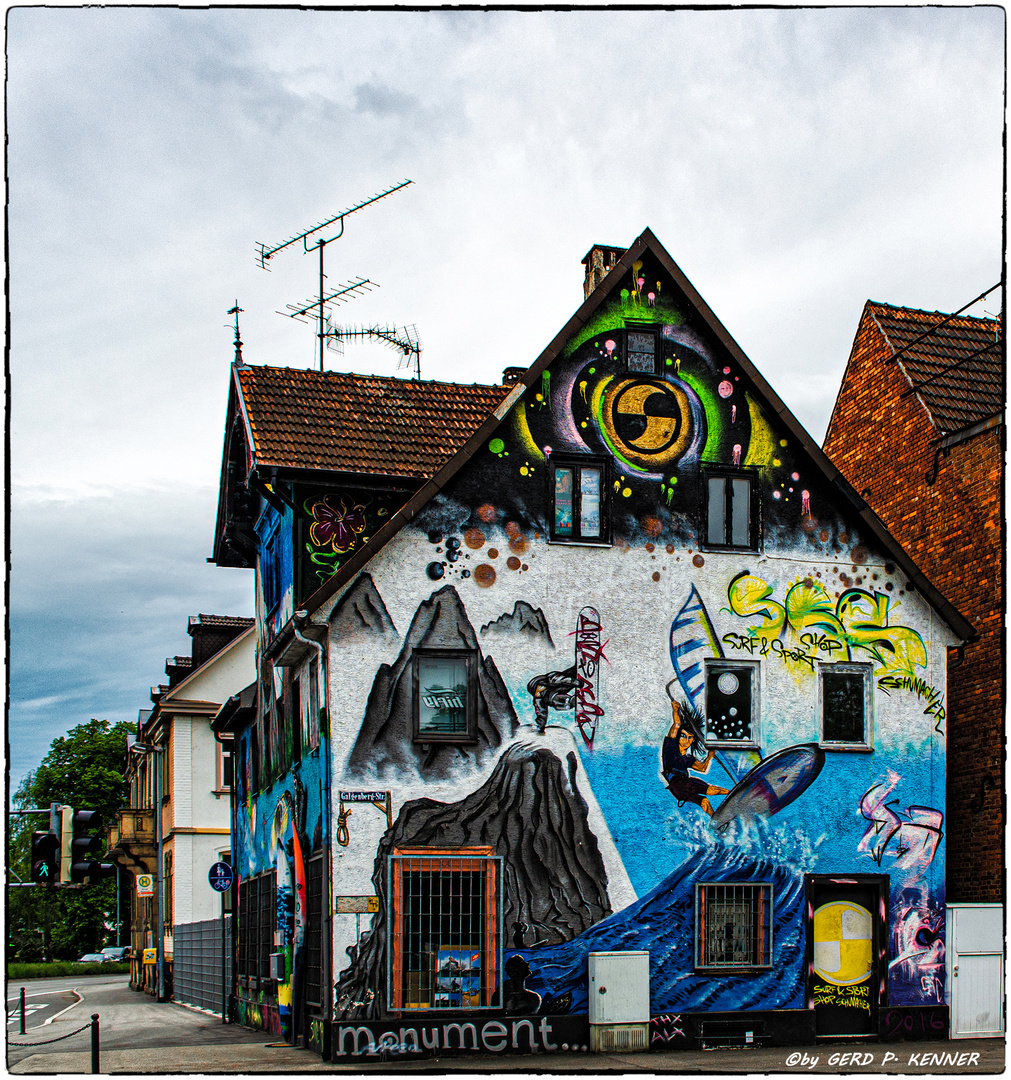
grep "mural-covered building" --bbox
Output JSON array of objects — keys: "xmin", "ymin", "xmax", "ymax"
[{"xmin": 214, "ymin": 229, "xmax": 972, "ymax": 1057}]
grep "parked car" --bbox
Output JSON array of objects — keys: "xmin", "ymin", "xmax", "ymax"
[
  {"xmin": 101, "ymin": 946, "xmax": 129, "ymax": 962},
  {"xmin": 77, "ymin": 952, "xmax": 107, "ymax": 964}
]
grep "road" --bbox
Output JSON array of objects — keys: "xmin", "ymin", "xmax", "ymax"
[{"xmin": 6, "ymin": 975, "xmax": 269, "ymax": 1070}]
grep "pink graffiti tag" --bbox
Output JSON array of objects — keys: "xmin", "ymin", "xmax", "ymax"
[
  {"xmin": 859, "ymin": 772, "xmax": 943, "ymax": 881},
  {"xmin": 570, "ymin": 607, "xmax": 608, "ymax": 748}
]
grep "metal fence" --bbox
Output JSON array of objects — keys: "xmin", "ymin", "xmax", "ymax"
[{"xmin": 172, "ymin": 916, "xmax": 232, "ymax": 1014}]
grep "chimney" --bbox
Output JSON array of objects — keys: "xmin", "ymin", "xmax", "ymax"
[
  {"xmin": 502, "ymin": 366, "xmax": 526, "ymax": 385},
  {"xmin": 188, "ymin": 614, "xmax": 255, "ymax": 670},
  {"xmin": 581, "ymin": 245, "xmax": 626, "ymax": 300}
]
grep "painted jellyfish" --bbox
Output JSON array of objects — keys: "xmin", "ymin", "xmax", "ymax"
[
  {"xmin": 648, "ymin": 292, "xmax": 656, "ymax": 306},
  {"xmin": 802, "ymin": 490, "xmax": 811, "ymax": 516},
  {"xmin": 604, "ymin": 339, "xmax": 616, "ymax": 357},
  {"xmin": 579, "ymin": 379, "xmax": 588, "ymax": 402},
  {"xmin": 719, "ymin": 380, "xmax": 733, "ymax": 398},
  {"xmin": 731, "ymin": 404, "xmax": 737, "ymax": 423},
  {"xmin": 732, "ymin": 444, "xmax": 742, "ymax": 466}
]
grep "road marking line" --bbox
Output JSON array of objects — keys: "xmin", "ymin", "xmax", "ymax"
[{"xmin": 42, "ymin": 987, "xmax": 83, "ymax": 1025}]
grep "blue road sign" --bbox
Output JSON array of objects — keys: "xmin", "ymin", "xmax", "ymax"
[{"xmin": 208, "ymin": 861, "xmax": 233, "ymax": 892}]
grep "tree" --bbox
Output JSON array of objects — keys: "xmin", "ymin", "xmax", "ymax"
[{"xmin": 9, "ymin": 719, "xmax": 134, "ymax": 961}]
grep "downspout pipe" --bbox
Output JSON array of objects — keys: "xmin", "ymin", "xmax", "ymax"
[{"xmin": 292, "ymin": 609, "xmax": 331, "ymax": 1030}]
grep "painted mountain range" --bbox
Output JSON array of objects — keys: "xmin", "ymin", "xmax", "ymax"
[{"xmin": 347, "ymin": 584, "xmax": 518, "ymax": 779}]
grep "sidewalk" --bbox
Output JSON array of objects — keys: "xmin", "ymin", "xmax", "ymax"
[{"xmin": 10, "ymin": 1036, "xmax": 1004, "ymax": 1074}]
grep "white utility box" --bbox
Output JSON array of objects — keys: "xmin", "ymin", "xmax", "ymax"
[{"xmin": 588, "ymin": 950, "xmax": 650, "ymax": 1052}]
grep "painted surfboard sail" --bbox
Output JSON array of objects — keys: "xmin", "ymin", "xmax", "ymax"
[
  {"xmin": 669, "ymin": 585, "xmax": 723, "ymax": 707},
  {"xmin": 711, "ymin": 743, "xmax": 825, "ymax": 830}
]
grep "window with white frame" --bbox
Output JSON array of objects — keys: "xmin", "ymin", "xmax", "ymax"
[
  {"xmin": 820, "ymin": 664, "xmax": 873, "ymax": 749},
  {"xmin": 216, "ymin": 739, "xmax": 233, "ymax": 791},
  {"xmin": 704, "ymin": 660, "xmax": 760, "ymax": 747},
  {"xmin": 696, "ymin": 882, "xmax": 772, "ymax": 969}
]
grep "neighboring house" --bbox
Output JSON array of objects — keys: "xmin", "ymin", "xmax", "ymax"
[
  {"xmin": 210, "ymin": 365, "xmax": 509, "ymax": 1047},
  {"xmin": 108, "ymin": 614, "xmax": 255, "ymax": 995},
  {"xmin": 213, "ymin": 229, "xmax": 974, "ymax": 1058},
  {"xmin": 823, "ymin": 302, "xmax": 1003, "ymax": 905}
]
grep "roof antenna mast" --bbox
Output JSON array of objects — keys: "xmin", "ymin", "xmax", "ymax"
[{"xmin": 256, "ymin": 179, "xmax": 412, "ymax": 371}]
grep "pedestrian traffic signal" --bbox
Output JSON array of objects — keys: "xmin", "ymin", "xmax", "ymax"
[
  {"xmin": 30, "ymin": 830, "xmax": 60, "ymax": 883},
  {"xmin": 67, "ymin": 809, "xmax": 104, "ymax": 884}
]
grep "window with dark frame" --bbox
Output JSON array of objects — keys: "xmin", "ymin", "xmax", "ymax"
[
  {"xmin": 704, "ymin": 469, "xmax": 756, "ymax": 549},
  {"xmin": 413, "ymin": 650, "xmax": 477, "ymax": 743},
  {"xmin": 696, "ymin": 882, "xmax": 772, "ymax": 969},
  {"xmin": 390, "ymin": 848, "xmax": 501, "ymax": 1011},
  {"xmin": 820, "ymin": 664, "xmax": 872, "ymax": 747},
  {"xmin": 550, "ymin": 456, "xmax": 608, "ymax": 543},
  {"xmin": 626, "ymin": 328, "xmax": 658, "ymax": 374},
  {"xmin": 261, "ymin": 527, "xmax": 283, "ymax": 614},
  {"xmin": 705, "ymin": 661, "xmax": 759, "ymax": 746}
]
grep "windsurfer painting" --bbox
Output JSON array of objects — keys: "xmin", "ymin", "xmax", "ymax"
[{"xmin": 661, "ymin": 698, "xmax": 729, "ymax": 816}]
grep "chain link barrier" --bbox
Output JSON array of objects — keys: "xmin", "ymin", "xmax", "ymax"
[{"xmin": 8, "ymin": 1020, "xmax": 93, "ymax": 1047}]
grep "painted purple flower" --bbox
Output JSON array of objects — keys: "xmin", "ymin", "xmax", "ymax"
[{"xmin": 310, "ymin": 497, "xmax": 366, "ymax": 553}]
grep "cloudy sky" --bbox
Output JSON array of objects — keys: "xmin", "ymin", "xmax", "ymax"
[{"xmin": 8, "ymin": 7, "xmax": 1004, "ymax": 791}]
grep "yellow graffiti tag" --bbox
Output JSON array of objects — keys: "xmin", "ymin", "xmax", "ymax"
[{"xmin": 727, "ymin": 574, "xmax": 927, "ymax": 680}]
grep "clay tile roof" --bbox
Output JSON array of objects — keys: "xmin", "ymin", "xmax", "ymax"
[
  {"xmin": 868, "ymin": 302, "xmax": 1004, "ymax": 433},
  {"xmin": 236, "ymin": 365, "xmax": 510, "ymax": 479}
]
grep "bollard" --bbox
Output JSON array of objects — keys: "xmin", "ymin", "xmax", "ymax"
[
  {"xmin": 90, "ymin": 1013, "xmax": 100, "ymax": 1074},
  {"xmin": 19, "ymin": 987, "xmax": 26, "ymax": 1035}
]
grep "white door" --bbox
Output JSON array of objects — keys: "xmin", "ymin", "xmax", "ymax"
[{"xmin": 948, "ymin": 904, "xmax": 1004, "ymax": 1038}]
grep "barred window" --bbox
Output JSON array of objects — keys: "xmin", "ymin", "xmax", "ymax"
[
  {"xmin": 696, "ymin": 882, "xmax": 772, "ymax": 969},
  {"xmin": 390, "ymin": 848, "xmax": 501, "ymax": 1011},
  {"xmin": 258, "ymin": 873, "xmax": 273, "ymax": 980},
  {"xmin": 305, "ymin": 854, "xmax": 325, "ymax": 1008}
]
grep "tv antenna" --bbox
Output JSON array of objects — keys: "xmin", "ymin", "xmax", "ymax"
[
  {"xmin": 324, "ymin": 323, "xmax": 422, "ymax": 380},
  {"xmin": 256, "ymin": 179, "xmax": 412, "ymax": 370}
]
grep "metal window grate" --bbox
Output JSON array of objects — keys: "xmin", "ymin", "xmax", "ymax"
[
  {"xmin": 258, "ymin": 872, "xmax": 273, "ymax": 979},
  {"xmin": 390, "ymin": 853, "xmax": 500, "ymax": 1010},
  {"xmin": 698, "ymin": 883, "xmax": 771, "ymax": 967},
  {"xmin": 305, "ymin": 855, "xmax": 324, "ymax": 1007}
]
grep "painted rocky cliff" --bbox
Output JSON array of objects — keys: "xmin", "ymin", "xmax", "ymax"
[{"xmin": 333, "ymin": 742, "xmax": 612, "ymax": 1019}]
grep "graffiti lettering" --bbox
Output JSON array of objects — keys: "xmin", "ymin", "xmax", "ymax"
[
  {"xmin": 722, "ymin": 631, "xmax": 817, "ymax": 670},
  {"xmin": 859, "ymin": 773, "xmax": 943, "ymax": 880},
  {"xmin": 571, "ymin": 607, "xmax": 607, "ymax": 747},
  {"xmin": 332, "ymin": 1017, "xmax": 574, "ymax": 1058},
  {"xmin": 813, "ymin": 983, "xmax": 871, "ymax": 1012},
  {"xmin": 877, "ymin": 675, "xmax": 946, "ymax": 733},
  {"xmin": 649, "ymin": 1013, "xmax": 686, "ymax": 1047},
  {"xmin": 727, "ymin": 574, "xmax": 928, "ymax": 679},
  {"xmin": 882, "ymin": 1006, "xmax": 947, "ymax": 1040}
]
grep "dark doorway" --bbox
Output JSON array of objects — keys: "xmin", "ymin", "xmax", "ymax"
[{"xmin": 806, "ymin": 875, "xmax": 888, "ymax": 1037}]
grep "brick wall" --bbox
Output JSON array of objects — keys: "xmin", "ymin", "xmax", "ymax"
[{"xmin": 824, "ymin": 306, "xmax": 1004, "ymax": 903}]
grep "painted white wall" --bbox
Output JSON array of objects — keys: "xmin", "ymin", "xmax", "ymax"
[
  {"xmin": 162, "ymin": 626, "xmax": 256, "ymax": 929},
  {"xmin": 318, "ymin": 514, "xmax": 955, "ymax": 993}
]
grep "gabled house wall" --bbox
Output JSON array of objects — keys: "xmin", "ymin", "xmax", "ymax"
[
  {"xmin": 217, "ymin": 231, "xmax": 970, "ymax": 1056},
  {"xmin": 295, "ymin": 237, "xmax": 964, "ymax": 1051}
]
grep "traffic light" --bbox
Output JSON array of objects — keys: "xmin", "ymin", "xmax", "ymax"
[
  {"xmin": 65, "ymin": 808, "xmax": 104, "ymax": 884},
  {"xmin": 30, "ymin": 829, "xmax": 60, "ymax": 883}
]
